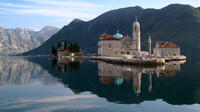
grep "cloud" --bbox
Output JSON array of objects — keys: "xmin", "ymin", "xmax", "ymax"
[
  {"xmin": 0, "ymin": 0, "xmax": 103, "ymax": 21},
  {"xmin": 19, "ymin": 94, "xmax": 98, "ymax": 103},
  {"xmin": 0, "ymin": 95, "xmax": 103, "ymax": 112},
  {"xmin": 0, "ymin": 94, "xmax": 98, "ymax": 105},
  {"xmin": 23, "ymin": 0, "xmax": 103, "ymax": 8},
  {"xmin": 0, "ymin": 3, "xmax": 32, "ymax": 8},
  {"xmin": 16, "ymin": 8, "xmax": 97, "ymax": 18}
]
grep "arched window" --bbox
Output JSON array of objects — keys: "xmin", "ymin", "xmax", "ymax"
[{"xmin": 109, "ymin": 44, "xmax": 111, "ymax": 48}]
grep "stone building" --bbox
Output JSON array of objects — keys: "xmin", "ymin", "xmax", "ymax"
[
  {"xmin": 98, "ymin": 19, "xmax": 141, "ymax": 56},
  {"xmin": 97, "ymin": 18, "xmax": 183, "ymax": 59},
  {"xmin": 57, "ymin": 42, "xmax": 70, "ymax": 58},
  {"xmin": 153, "ymin": 41, "xmax": 180, "ymax": 58}
]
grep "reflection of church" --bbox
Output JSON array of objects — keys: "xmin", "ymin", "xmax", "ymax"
[{"xmin": 98, "ymin": 61, "xmax": 182, "ymax": 95}]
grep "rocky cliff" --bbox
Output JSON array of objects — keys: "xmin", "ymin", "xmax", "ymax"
[{"xmin": 0, "ymin": 26, "xmax": 59, "ymax": 55}]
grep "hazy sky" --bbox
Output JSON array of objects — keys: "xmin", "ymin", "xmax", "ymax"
[{"xmin": 0, "ymin": 0, "xmax": 199, "ymax": 30}]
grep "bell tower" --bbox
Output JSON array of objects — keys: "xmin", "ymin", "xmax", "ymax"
[
  {"xmin": 132, "ymin": 18, "xmax": 141, "ymax": 52},
  {"xmin": 148, "ymin": 33, "xmax": 152, "ymax": 54}
]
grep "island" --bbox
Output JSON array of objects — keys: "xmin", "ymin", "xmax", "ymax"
[
  {"xmin": 88, "ymin": 18, "xmax": 186, "ymax": 66},
  {"xmin": 50, "ymin": 41, "xmax": 83, "ymax": 59}
]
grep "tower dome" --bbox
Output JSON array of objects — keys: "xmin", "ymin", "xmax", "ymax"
[
  {"xmin": 113, "ymin": 30, "xmax": 123, "ymax": 39},
  {"xmin": 114, "ymin": 77, "xmax": 124, "ymax": 85},
  {"xmin": 133, "ymin": 19, "xmax": 140, "ymax": 26}
]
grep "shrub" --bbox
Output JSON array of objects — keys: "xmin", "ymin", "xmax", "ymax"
[
  {"xmin": 120, "ymin": 51, "xmax": 125, "ymax": 54},
  {"xmin": 126, "ymin": 51, "xmax": 130, "ymax": 55}
]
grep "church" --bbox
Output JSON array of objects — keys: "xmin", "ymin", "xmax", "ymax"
[
  {"xmin": 98, "ymin": 19, "xmax": 141, "ymax": 56},
  {"xmin": 98, "ymin": 18, "xmax": 182, "ymax": 59}
]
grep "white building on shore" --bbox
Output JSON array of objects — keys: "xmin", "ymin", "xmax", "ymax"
[
  {"xmin": 153, "ymin": 41, "xmax": 180, "ymax": 58},
  {"xmin": 98, "ymin": 19, "xmax": 141, "ymax": 56}
]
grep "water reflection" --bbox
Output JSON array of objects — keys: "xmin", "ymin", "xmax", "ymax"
[
  {"xmin": 1, "ymin": 56, "xmax": 200, "ymax": 107},
  {"xmin": 0, "ymin": 57, "xmax": 58, "ymax": 86},
  {"xmin": 51, "ymin": 58, "xmax": 82, "ymax": 72},
  {"xmin": 98, "ymin": 61, "xmax": 185, "ymax": 96},
  {"xmin": 32, "ymin": 58, "xmax": 199, "ymax": 105}
]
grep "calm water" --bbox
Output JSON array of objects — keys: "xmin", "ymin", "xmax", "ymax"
[{"xmin": 0, "ymin": 57, "xmax": 200, "ymax": 112}]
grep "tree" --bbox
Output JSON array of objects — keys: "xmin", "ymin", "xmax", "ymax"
[
  {"xmin": 126, "ymin": 51, "xmax": 130, "ymax": 55},
  {"xmin": 71, "ymin": 42, "xmax": 75, "ymax": 52},
  {"xmin": 51, "ymin": 45, "xmax": 57, "ymax": 56},
  {"xmin": 64, "ymin": 41, "xmax": 68, "ymax": 50},
  {"xmin": 68, "ymin": 42, "xmax": 81, "ymax": 53},
  {"xmin": 74, "ymin": 42, "xmax": 77, "ymax": 52},
  {"xmin": 69, "ymin": 42, "xmax": 72, "ymax": 52},
  {"xmin": 57, "ymin": 42, "xmax": 61, "ymax": 49},
  {"xmin": 76, "ymin": 42, "xmax": 80, "ymax": 52}
]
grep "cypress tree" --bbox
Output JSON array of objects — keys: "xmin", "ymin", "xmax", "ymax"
[
  {"xmin": 57, "ymin": 42, "xmax": 61, "ymax": 48},
  {"xmin": 51, "ymin": 45, "xmax": 57, "ymax": 56},
  {"xmin": 69, "ymin": 42, "xmax": 73, "ymax": 52},
  {"xmin": 74, "ymin": 42, "xmax": 77, "ymax": 52},
  {"xmin": 68, "ymin": 42, "xmax": 81, "ymax": 53},
  {"xmin": 77, "ymin": 43, "xmax": 80, "ymax": 52},
  {"xmin": 51, "ymin": 45, "xmax": 54, "ymax": 54},
  {"xmin": 64, "ymin": 41, "xmax": 68, "ymax": 50},
  {"xmin": 71, "ymin": 42, "xmax": 75, "ymax": 52}
]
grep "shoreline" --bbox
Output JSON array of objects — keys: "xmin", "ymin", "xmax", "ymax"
[
  {"xmin": 87, "ymin": 55, "xmax": 186, "ymax": 67},
  {"xmin": 87, "ymin": 56, "xmax": 165, "ymax": 67}
]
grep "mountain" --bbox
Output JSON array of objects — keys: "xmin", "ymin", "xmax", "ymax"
[
  {"xmin": 37, "ymin": 26, "xmax": 60, "ymax": 42},
  {"xmin": 0, "ymin": 26, "xmax": 59, "ymax": 55},
  {"xmin": 0, "ymin": 57, "xmax": 58, "ymax": 86},
  {"xmin": 22, "ymin": 4, "xmax": 200, "ymax": 58}
]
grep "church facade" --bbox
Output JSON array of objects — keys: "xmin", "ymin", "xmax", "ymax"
[{"xmin": 98, "ymin": 19, "xmax": 141, "ymax": 56}]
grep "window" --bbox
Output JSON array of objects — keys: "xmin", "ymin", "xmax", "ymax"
[{"xmin": 109, "ymin": 44, "xmax": 111, "ymax": 48}]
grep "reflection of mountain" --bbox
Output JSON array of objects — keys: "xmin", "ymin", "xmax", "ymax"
[
  {"xmin": 0, "ymin": 57, "xmax": 58, "ymax": 86},
  {"xmin": 28, "ymin": 58, "xmax": 200, "ymax": 105}
]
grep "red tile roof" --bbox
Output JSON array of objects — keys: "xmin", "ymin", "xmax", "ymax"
[
  {"xmin": 100, "ymin": 77, "xmax": 114, "ymax": 84},
  {"xmin": 159, "ymin": 70, "xmax": 179, "ymax": 77},
  {"xmin": 99, "ymin": 33, "xmax": 119, "ymax": 40},
  {"xmin": 156, "ymin": 41, "xmax": 180, "ymax": 48},
  {"xmin": 99, "ymin": 33, "xmax": 129, "ymax": 41},
  {"xmin": 64, "ymin": 49, "xmax": 69, "ymax": 52}
]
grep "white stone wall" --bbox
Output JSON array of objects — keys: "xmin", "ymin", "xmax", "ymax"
[
  {"xmin": 121, "ymin": 37, "xmax": 135, "ymax": 54},
  {"xmin": 98, "ymin": 40, "xmax": 122, "ymax": 56},
  {"xmin": 153, "ymin": 48, "xmax": 180, "ymax": 57},
  {"xmin": 98, "ymin": 36, "xmax": 138, "ymax": 56}
]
